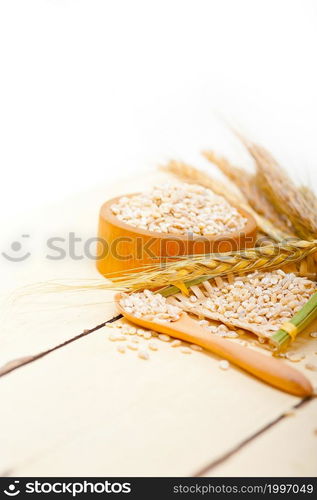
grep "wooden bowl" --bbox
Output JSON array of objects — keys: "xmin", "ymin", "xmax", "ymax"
[{"xmin": 96, "ymin": 193, "xmax": 257, "ymax": 277}]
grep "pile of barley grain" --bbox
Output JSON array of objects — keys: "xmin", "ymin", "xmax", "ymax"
[
  {"xmin": 119, "ymin": 289, "xmax": 181, "ymax": 322},
  {"xmin": 111, "ymin": 183, "xmax": 247, "ymax": 236},
  {"xmin": 176, "ymin": 270, "xmax": 316, "ymax": 336}
]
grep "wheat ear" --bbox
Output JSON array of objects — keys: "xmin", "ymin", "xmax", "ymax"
[
  {"xmin": 161, "ymin": 159, "xmax": 287, "ymax": 242},
  {"xmin": 102, "ymin": 239, "xmax": 317, "ymax": 292}
]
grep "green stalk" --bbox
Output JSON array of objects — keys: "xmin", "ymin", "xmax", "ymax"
[{"xmin": 270, "ymin": 292, "xmax": 317, "ymax": 351}]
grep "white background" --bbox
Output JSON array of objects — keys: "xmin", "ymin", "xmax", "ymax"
[{"xmin": 1, "ymin": 0, "xmax": 317, "ymax": 218}]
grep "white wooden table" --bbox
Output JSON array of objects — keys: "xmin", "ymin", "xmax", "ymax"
[{"xmin": 1, "ymin": 172, "xmax": 316, "ymax": 477}]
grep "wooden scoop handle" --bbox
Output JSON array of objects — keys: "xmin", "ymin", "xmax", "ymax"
[
  {"xmin": 171, "ymin": 315, "xmax": 313, "ymax": 397},
  {"xmin": 115, "ymin": 295, "xmax": 312, "ymax": 397}
]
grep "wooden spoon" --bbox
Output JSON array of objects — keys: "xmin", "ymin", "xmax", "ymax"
[{"xmin": 115, "ymin": 293, "xmax": 313, "ymax": 397}]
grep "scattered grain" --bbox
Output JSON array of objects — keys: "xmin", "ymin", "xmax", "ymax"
[
  {"xmin": 227, "ymin": 331, "xmax": 239, "ymax": 339},
  {"xmin": 137, "ymin": 328, "xmax": 147, "ymax": 336},
  {"xmin": 158, "ymin": 334, "xmax": 171, "ymax": 342},
  {"xmin": 138, "ymin": 349, "xmax": 150, "ymax": 360},
  {"xmin": 180, "ymin": 347, "xmax": 192, "ymax": 354},
  {"xmin": 122, "ymin": 326, "xmax": 136, "ymax": 335},
  {"xmin": 285, "ymin": 351, "xmax": 306, "ymax": 362},
  {"xmin": 116, "ymin": 344, "xmax": 126, "ymax": 354},
  {"xmin": 149, "ymin": 341, "xmax": 158, "ymax": 351},
  {"xmin": 109, "ymin": 333, "xmax": 126, "ymax": 341},
  {"xmin": 127, "ymin": 342, "xmax": 138, "ymax": 351},
  {"xmin": 305, "ymin": 362, "xmax": 317, "ymax": 372},
  {"xmin": 219, "ymin": 360, "xmax": 230, "ymax": 370},
  {"xmin": 199, "ymin": 319, "xmax": 209, "ymax": 326},
  {"xmin": 171, "ymin": 339, "xmax": 182, "ymax": 347},
  {"xmin": 190, "ymin": 344, "xmax": 203, "ymax": 352}
]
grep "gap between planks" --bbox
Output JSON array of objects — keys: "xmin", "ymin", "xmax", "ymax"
[
  {"xmin": 193, "ymin": 397, "xmax": 312, "ymax": 477},
  {"xmin": 0, "ymin": 314, "xmax": 123, "ymax": 378}
]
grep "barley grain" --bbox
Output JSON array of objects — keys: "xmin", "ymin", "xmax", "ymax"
[
  {"xmin": 227, "ymin": 331, "xmax": 239, "ymax": 338},
  {"xmin": 120, "ymin": 290, "xmax": 181, "ymax": 323},
  {"xmin": 149, "ymin": 341, "xmax": 158, "ymax": 351},
  {"xmin": 109, "ymin": 333, "xmax": 126, "ymax": 341},
  {"xmin": 305, "ymin": 362, "xmax": 317, "ymax": 371},
  {"xmin": 111, "ymin": 183, "xmax": 247, "ymax": 236},
  {"xmin": 219, "ymin": 360, "xmax": 230, "ymax": 370},
  {"xmin": 190, "ymin": 344, "xmax": 203, "ymax": 351},
  {"xmin": 171, "ymin": 270, "xmax": 316, "ymax": 338},
  {"xmin": 285, "ymin": 351, "xmax": 306, "ymax": 362},
  {"xmin": 158, "ymin": 334, "xmax": 171, "ymax": 342},
  {"xmin": 138, "ymin": 349, "xmax": 150, "ymax": 360},
  {"xmin": 180, "ymin": 347, "xmax": 192, "ymax": 354},
  {"xmin": 199, "ymin": 319, "xmax": 209, "ymax": 326},
  {"xmin": 127, "ymin": 342, "xmax": 138, "ymax": 351},
  {"xmin": 171, "ymin": 340, "xmax": 182, "ymax": 347}
]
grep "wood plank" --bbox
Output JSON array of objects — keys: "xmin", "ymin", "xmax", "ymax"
[
  {"xmin": 202, "ymin": 398, "xmax": 317, "ymax": 477},
  {"xmin": 0, "ymin": 322, "xmax": 311, "ymax": 477}
]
